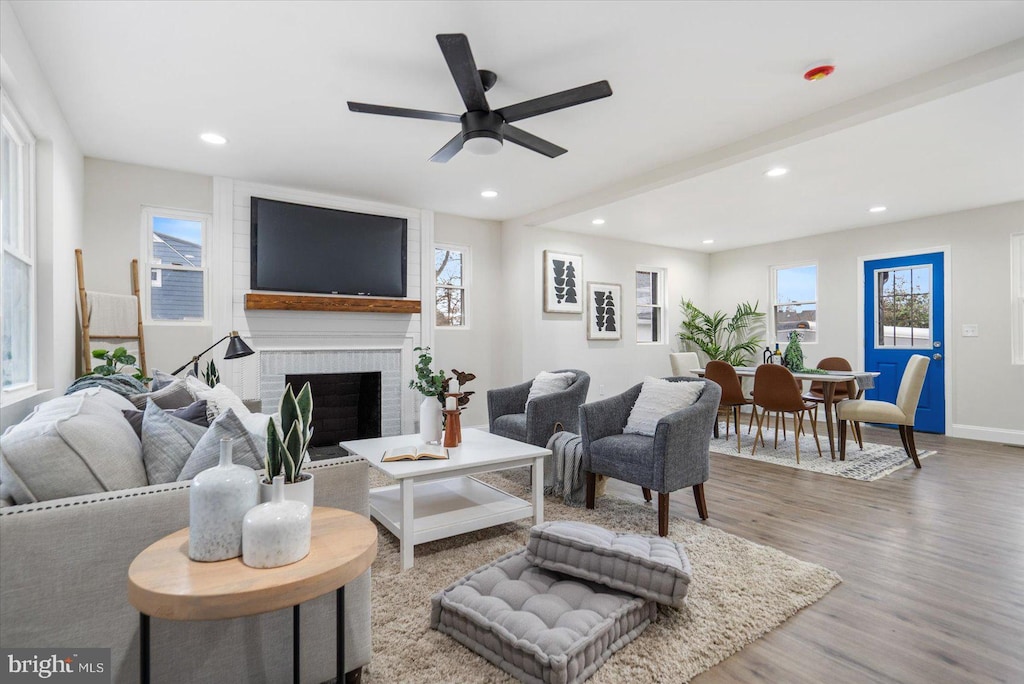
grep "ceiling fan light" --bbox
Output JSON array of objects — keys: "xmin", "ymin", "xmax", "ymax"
[{"xmin": 464, "ymin": 135, "xmax": 503, "ymax": 156}]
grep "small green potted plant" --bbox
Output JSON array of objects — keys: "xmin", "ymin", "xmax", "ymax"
[
  {"xmin": 409, "ymin": 346, "xmax": 446, "ymax": 443},
  {"xmin": 262, "ymin": 381, "xmax": 315, "ymax": 508},
  {"xmin": 88, "ymin": 347, "xmax": 152, "ymax": 383}
]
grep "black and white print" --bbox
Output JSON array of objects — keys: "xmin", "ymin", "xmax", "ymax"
[
  {"xmin": 543, "ymin": 250, "xmax": 584, "ymax": 313},
  {"xmin": 587, "ymin": 282, "xmax": 621, "ymax": 340}
]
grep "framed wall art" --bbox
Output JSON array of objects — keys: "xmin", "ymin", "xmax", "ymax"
[
  {"xmin": 587, "ymin": 282, "xmax": 621, "ymax": 340},
  {"xmin": 543, "ymin": 250, "xmax": 583, "ymax": 313}
]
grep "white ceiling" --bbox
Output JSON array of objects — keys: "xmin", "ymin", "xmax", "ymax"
[{"xmin": 9, "ymin": 1, "xmax": 1024, "ymax": 249}]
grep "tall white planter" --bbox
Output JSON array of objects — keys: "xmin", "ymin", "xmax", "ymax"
[
  {"xmin": 419, "ymin": 396, "xmax": 442, "ymax": 444},
  {"xmin": 189, "ymin": 438, "xmax": 259, "ymax": 562},
  {"xmin": 243, "ymin": 475, "xmax": 312, "ymax": 569}
]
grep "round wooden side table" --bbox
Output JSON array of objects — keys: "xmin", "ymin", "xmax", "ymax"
[{"xmin": 128, "ymin": 507, "xmax": 377, "ymax": 684}]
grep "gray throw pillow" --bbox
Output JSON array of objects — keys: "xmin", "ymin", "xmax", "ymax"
[
  {"xmin": 177, "ymin": 409, "xmax": 263, "ymax": 481},
  {"xmin": 123, "ymin": 400, "xmax": 208, "ymax": 439},
  {"xmin": 148, "ymin": 369, "xmax": 179, "ymax": 392},
  {"xmin": 141, "ymin": 400, "xmax": 208, "ymax": 484},
  {"xmin": 129, "ymin": 378, "xmax": 194, "ymax": 410},
  {"xmin": 525, "ymin": 520, "xmax": 693, "ymax": 608}
]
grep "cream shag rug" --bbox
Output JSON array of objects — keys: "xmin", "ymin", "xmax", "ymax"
[
  {"xmin": 362, "ymin": 470, "xmax": 840, "ymax": 683},
  {"xmin": 711, "ymin": 421, "xmax": 935, "ymax": 481}
]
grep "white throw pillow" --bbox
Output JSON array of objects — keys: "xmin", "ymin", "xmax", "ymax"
[
  {"xmin": 623, "ymin": 377, "xmax": 705, "ymax": 437},
  {"xmin": 186, "ymin": 377, "xmax": 251, "ymax": 422},
  {"xmin": 526, "ymin": 371, "xmax": 576, "ymax": 404}
]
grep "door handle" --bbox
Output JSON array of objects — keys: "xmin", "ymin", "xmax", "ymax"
[{"xmin": 933, "ymin": 353, "xmax": 943, "ymax": 361}]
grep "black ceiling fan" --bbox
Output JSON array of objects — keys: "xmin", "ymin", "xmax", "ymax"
[{"xmin": 347, "ymin": 33, "xmax": 612, "ymax": 163}]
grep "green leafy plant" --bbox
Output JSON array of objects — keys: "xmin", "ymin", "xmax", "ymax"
[
  {"xmin": 266, "ymin": 382, "xmax": 313, "ymax": 484},
  {"xmin": 409, "ymin": 346, "xmax": 447, "ymax": 405},
  {"xmin": 783, "ymin": 331, "xmax": 826, "ymax": 373},
  {"xmin": 202, "ymin": 359, "xmax": 219, "ymax": 387},
  {"xmin": 88, "ymin": 347, "xmax": 151, "ymax": 383},
  {"xmin": 678, "ymin": 299, "xmax": 766, "ymax": 366}
]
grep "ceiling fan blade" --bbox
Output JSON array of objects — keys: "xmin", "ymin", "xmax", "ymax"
[
  {"xmin": 502, "ymin": 124, "xmax": 567, "ymax": 158},
  {"xmin": 436, "ymin": 34, "xmax": 490, "ymax": 112},
  {"xmin": 496, "ymin": 80, "xmax": 612, "ymax": 123},
  {"xmin": 347, "ymin": 102, "xmax": 461, "ymax": 123},
  {"xmin": 429, "ymin": 133, "xmax": 465, "ymax": 163}
]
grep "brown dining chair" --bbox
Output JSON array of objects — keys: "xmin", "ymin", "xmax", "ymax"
[
  {"xmin": 803, "ymin": 357, "xmax": 863, "ymax": 449},
  {"xmin": 704, "ymin": 361, "xmax": 760, "ymax": 451},
  {"xmin": 751, "ymin": 364, "xmax": 822, "ymax": 463}
]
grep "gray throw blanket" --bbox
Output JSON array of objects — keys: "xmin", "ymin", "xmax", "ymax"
[
  {"xmin": 64, "ymin": 373, "xmax": 147, "ymax": 398},
  {"xmin": 545, "ymin": 431, "xmax": 586, "ymax": 507}
]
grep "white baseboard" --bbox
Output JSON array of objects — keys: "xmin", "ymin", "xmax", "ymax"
[{"xmin": 947, "ymin": 424, "xmax": 1024, "ymax": 446}]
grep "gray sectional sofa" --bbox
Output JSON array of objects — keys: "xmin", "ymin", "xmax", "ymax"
[{"xmin": 0, "ymin": 455, "xmax": 372, "ymax": 683}]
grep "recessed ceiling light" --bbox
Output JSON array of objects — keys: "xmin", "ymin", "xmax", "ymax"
[
  {"xmin": 869, "ymin": 206, "xmax": 887, "ymax": 213},
  {"xmin": 200, "ymin": 132, "xmax": 227, "ymax": 145},
  {"xmin": 764, "ymin": 167, "xmax": 788, "ymax": 177},
  {"xmin": 702, "ymin": 239, "xmax": 715, "ymax": 244},
  {"xmin": 592, "ymin": 218, "xmax": 605, "ymax": 225},
  {"xmin": 480, "ymin": 190, "xmax": 498, "ymax": 198}
]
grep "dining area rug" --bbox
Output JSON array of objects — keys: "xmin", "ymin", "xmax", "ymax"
[
  {"xmin": 361, "ymin": 470, "xmax": 841, "ymax": 683},
  {"xmin": 711, "ymin": 422, "xmax": 935, "ymax": 481}
]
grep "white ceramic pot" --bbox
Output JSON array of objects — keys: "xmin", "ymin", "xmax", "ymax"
[
  {"xmin": 189, "ymin": 438, "xmax": 259, "ymax": 562},
  {"xmin": 259, "ymin": 471, "xmax": 315, "ymax": 509},
  {"xmin": 419, "ymin": 396, "xmax": 442, "ymax": 444},
  {"xmin": 243, "ymin": 475, "xmax": 312, "ymax": 569}
]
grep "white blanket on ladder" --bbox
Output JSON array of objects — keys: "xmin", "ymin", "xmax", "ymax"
[{"xmin": 87, "ymin": 291, "xmax": 139, "ymax": 337}]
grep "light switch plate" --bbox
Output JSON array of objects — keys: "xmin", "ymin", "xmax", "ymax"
[{"xmin": 962, "ymin": 324, "xmax": 979, "ymax": 337}]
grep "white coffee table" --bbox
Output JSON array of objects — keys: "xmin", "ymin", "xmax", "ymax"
[{"xmin": 340, "ymin": 428, "xmax": 549, "ymax": 570}]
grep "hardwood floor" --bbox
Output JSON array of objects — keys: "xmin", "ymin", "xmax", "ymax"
[{"xmin": 606, "ymin": 425, "xmax": 1024, "ymax": 683}]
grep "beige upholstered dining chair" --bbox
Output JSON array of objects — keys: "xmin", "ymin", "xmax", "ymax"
[
  {"xmin": 669, "ymin": 352, "xmax": 701, "ymax": 377},
  {"xmin": 836, "ymin": 354, "xmax": 930, "ymax": 468}
]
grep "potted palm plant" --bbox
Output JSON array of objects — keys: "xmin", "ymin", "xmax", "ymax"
[
  {"xmin": 262, "ymin": 381, "xmax": 315, "ymax": 508},
  {"xmin": 678, "ymin": 299, "xmax": 766, "ymax": 366}
]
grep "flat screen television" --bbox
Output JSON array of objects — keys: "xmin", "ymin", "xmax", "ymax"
[{"xmin": 250, "ymin": 197, "xmax": 407, "ymax": 297}]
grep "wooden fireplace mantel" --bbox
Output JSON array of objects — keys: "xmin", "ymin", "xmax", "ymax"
[{"xmin": 244, "ymin": 292, "xmax": 422, "ymax": 314}]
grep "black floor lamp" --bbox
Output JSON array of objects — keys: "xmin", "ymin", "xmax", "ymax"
[{"xmin": 171, "ymin": 331, "xmax": 255, "ymax": 376}]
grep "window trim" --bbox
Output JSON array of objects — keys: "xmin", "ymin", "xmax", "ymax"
[
  {"xmin": 140, "ymin": 206, "xmax": 211, "ymax": 326},
  {"xmin": 1012, "ymin": 233, "xmax": 1024, "ymax": 365},
  {"xmin": 1, "ymin": 91, "xmax": 38, "ymax": 404},
  {"xmin": 770, "ymin": 261, "xmax": 819, "ymax": 346},
  {"xmin": 635, "ymin": 265, "xmax": 666, "ymax": 345},
  {"xmin": 434, "ymin": 242, "xmax": 470, "ymax": 330}
]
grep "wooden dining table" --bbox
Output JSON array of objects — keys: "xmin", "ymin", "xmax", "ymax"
[{"xmin": 695, "ymin": 366, "xmax": 881, "ymax": 459}]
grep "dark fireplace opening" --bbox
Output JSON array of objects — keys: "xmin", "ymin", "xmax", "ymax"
[{"xmin": 284, "ymin": 372, "xmax": 382, "ymax": 447}]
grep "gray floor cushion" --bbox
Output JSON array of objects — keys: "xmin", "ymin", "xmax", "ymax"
[
  {"xmin": 526, "ymin": 521, "xmax": 692, "ymax": 608},
  {"xmin": 431, "ymin": 549, "xmax": 655, "ymax": 684}
]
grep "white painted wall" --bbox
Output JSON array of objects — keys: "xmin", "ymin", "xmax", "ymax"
[
  {"xmin": 708, "ymin": 200, "xmax": 1024, "ymax": 443},
  {"xmin": 82, "ymin": 158, "xmax": 214, "ymax": 373},
  {"xmin": 0, "ymin": 1, "xmax": 84, "ymax": 429},
  {"xmin": 499, "ymin": 224, "xmax": 710, "ymax": 401},
  {"xmin": 432, "ymin": 213, "xmax": 502, "ymax": 427}
]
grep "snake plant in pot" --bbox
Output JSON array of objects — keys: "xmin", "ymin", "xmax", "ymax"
[{"xmin": 261, "ymin": 381, "xmax": 315, "ymax": 508}]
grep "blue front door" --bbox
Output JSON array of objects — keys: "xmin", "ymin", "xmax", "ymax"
[{"xmin": 863, "ymin": 252, "xmax": 945, "ymax": 433}]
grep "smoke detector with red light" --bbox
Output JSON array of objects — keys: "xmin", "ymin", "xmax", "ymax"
[{"xmin": 804, "ymin": 64, "xmax": 835, "ymax": 81}]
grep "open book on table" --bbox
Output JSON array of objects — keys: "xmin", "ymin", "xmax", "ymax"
[{"xmin": 381, "ymin": 443, "xmax": 449, "ymax": 462}]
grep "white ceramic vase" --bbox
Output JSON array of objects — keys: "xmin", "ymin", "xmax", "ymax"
[
  {"xmin": 243, "ymin": 475, "xmax": 312, "ymax": 569},
  {"xmin": 419, "ymin": 396, "xmax": 442, "ymax": 444},
  {"xmin": 189, "ymin": 438, "xmax": 259, "ymax": 562},
  {"xmin": 259, "ymin": 470, "xmax": 314, "ymax": 509}
]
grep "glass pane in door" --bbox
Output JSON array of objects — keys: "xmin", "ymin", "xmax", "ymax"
[{"xmin": 875, "ymin": 266, "xmax": 932, "ymax": 348}]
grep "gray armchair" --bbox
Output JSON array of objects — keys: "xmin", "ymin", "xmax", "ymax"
[
  {"xmin": 487, "ymin": 370, "xmax": 591, "ymax": 447},
  {"xmin": 579, "ymin": 377, "xmax": 721, "ymax": 536}
]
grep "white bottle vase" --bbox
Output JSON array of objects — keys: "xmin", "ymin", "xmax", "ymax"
[
  {"xmin": 189, "ymin": 438, "xmax": 259, "ymax": 562},
  {"xmin": 419, "ymin": 396, "xmax": 442, "ymax": 444},
  {"xmin": 243, "ymin": 475, "xmax": 312, "ymax": 569}
]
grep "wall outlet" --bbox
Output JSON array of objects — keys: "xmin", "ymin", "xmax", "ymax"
[
  {"xmin": 962, "ymin": 324, "xmax": 979, "ymax": 337},
  {"xmin": 598, "ymin": 384, "xmax": 606, "ymax": 397}
]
